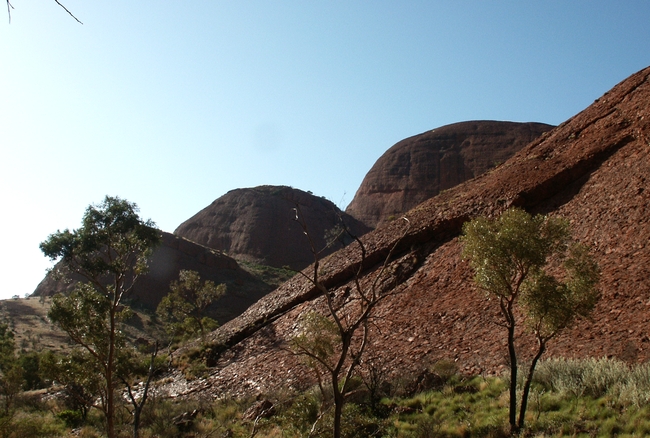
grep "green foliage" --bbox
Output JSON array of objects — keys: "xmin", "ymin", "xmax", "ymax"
[
  {"xmin": 291, "ymin": 311, "xmax": 338, "ymax": 369},
  {"xmin": 0, "ymin": 323, "xmax": 24, "ymax": 419},
  {"xmin": 274, "ymin": 388, "xmax": 323, "ymax": 435},
  {"xmin": 9, "ymin": 359, "xmax": 650, "ymax": 438},
  {"xmin": 238, "ymin": 261, "xmax": 295, "ymax": 288},
  {"xmin": 521, "ymin": 243, "xmax": 601, "ymax": 337},
  {"xmin": 56, "ymin": 409, "xmax": 84, "ymax": 428},
  {"xmin": 18, "ymin": 352, "xmax": 43, "ymax": 391},
  {"xmin": 533, "ymin": 357, "xmax": 650, "ymax": 405},
  {"xmin": 40, "ymin": 350, "xmax": 101, "ymax": 419},
  {"xmin": 0, "ymin": 325, "xmax": 16, "ymax": 370},
  {"xmin": 461, "ymin": 207, "xmax": 600, "ymax": 433},
  {"xmin": 0, "ymin": 411, "xmax": 65, "ymax": 437},
  {"xmin": 40, "ymin": 196, "xmax": 160, "ymax": 282},
  {"xmin": 431, "ymin": 359, "xmax": 459, "ymax": 384},
  {"xmin": 41, "ymin": 196, "xmax": 161, "ymax": 438},
  {"xmin": 48, "ymin": 284, "xmax": 118, "ymax": 359},
  {"xmin": 461, "ymin": 208, "xmax": 571, "ymax": 300},
  {"xmin": 156, "ymin": 270, "xmax": 225, "ymax": 340}
]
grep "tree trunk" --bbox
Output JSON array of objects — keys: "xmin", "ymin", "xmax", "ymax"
[
  {"xmin": 518, "ymin": 339, "xmax": 546, "ymax": 431},
  {"xmin": 132, "ymin": 343, "xmax": 157, "ymax": 438},
  {"xmin": 333, "ymin": 393, "xmax": 343, "ymax": 438},
  {"xmin": 106, "ymin": 302, "xmax": 117, "ymax": 438},
  {"xmin": 133, "ymin": 406, "xmax": 142, "ymax": 438},
  {"xmin": 507, "ymin": 322, "xmax": 518, "ymax": 435}
]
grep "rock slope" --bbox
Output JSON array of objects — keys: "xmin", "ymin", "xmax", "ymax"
[
  {"xmin": 346, "ymin": 121, "xmax": 554, "ymax": 228},
  {"xmin": 168, "ymin": 66, "xmax": 650, "ymax": 398}
]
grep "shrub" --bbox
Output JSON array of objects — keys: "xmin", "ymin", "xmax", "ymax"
[
  {"xmin": 0, "ymin": 411, "xmax": 65, "ymax": 437},
  {"xmin": 56, "ymin": 409, "xmax": 84, "ymax": 428},
  {"xmin": 533, "ymin": 357, "xmax": 633, "ymax": 399},
  {"xmin": 431, "ymin": 359, "xmax": 458, "ymax": 384}
]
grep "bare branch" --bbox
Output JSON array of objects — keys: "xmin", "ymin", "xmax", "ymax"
[
  {"xmin": 6, "ymin": 0, "xmax": 82, "ymax": 24},
  {"xmin": 289, "ymin": 207, "xmax": 411, "ymax": 438},
  {"xmin": 54, "ymin": 0, "xmax": 82, "ymax": 24},
  {"xmin": 6, "ymin": 0, "xmax": 12, "ymax": 24}
]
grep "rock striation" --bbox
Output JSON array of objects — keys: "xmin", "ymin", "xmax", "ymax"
[
  {"xmin": 168, "ymin": 66, "xmax": 650, "ymax": 398},
  {"xmin": 346, "ymin": 121, "xmax": 554, "ymax": 228},
  {"xmin": 174, "ymin": 185, "xmax": 371, "ymax": 270}
]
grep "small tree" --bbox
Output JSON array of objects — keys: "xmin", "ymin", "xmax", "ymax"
[
  {"xmin": 461, "ymin": 207, "xmax": 600, "ymax": 433},
  {"xmin": 291, "ymin": 204, "xmax": 409, "ymax": 438},
  {"xmin": 41, "ymin": 196, "xmax": 161, "ymax": 438},
  {"xmin": 0, "ymin": 323, "xmax": 23, "ymax": 421},
  {"xmin": 291, "ymin": 310, "xmax": 339, "ymax": 431},
  {"xmin": 156, "ymin": 270, "xmax": 225, "ymax": 341},
  {"xmin": 40, "ymin": 349, "xmax": 103, "ymax": 421},
  {"xmin": 117, "ymin": 342, "xmax": 161, "ymax": 438}
]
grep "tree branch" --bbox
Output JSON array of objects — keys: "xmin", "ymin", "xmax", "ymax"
[
  {"xmin": 6, "ymin": 0, "xmax": 12, "ymax": 24},
  {"xmin": 6, "ymin": 0, "xmax": 82, "ymax": 24}
]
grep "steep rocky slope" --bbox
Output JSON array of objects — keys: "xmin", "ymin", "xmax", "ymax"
[
  {"xmin": 346, "ymin": 121, "xmax": 554, "ymax": 228},
  {"xmin": 167, "ymin": 66, "xmax": 650, "ymax": 398},
  {"xmin": 174, "ymin": 186, "xmax": 371, "ymax": 270},
  {"xmin": 32, "ymin": 232, "xmax": 272, "ymax": 324}
]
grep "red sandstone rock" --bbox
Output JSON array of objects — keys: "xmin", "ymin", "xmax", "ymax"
[
  {"xmin": 174, "ymin": 185, "xmax": 371, "ymax": 270},
  {"xmin": 346, "ymin": 121, "xmax": 553, "ymax": 228},
  {"xmin": 168, "ymin": 66, "xmax": 650, "ymax": 398}
]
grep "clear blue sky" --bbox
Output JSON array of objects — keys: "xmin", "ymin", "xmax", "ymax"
[{"xmin": 1, "ymin": 1, "xmax": 649, "ymax": 300}]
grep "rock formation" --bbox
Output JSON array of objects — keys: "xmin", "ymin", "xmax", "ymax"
[
  {"xmin": 167, "ymin": 66, "xmax": 650, "ymax": 398},
  {"xmin": 32, "ymin": 232, "xmax": 272, "ymax": 324},
  {"xmin": 346, "ymin": 121, "xmax": 554, "ymax": 228},
  {"xmin": 174, "ymin": 185, "xmax": 371, "ymax": 270}
]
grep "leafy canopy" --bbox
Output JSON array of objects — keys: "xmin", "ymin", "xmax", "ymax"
[
  {"xmin": 40, "ymin": 195, "xmax": 160, "ymax": 287},
  {"xmin": 47, "ymin": 284, "xmax": 126, "ymax": 363},
  {"xmin": 521, "ymin": 243, "xmax": 600, "ymax": 337},
  {"xmin": 461, "ymin": 207, "xmax": 570, "ymax": 300},
  {"xmin": 291, "ymin": 311, "xmax": 339, "ymax": 369},
  {"xmin": 156, "ymin": 269, "xmax": 225, "ymax": 340}
]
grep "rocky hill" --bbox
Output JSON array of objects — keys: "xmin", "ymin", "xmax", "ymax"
[
  {"xmin": 346, "ymin": 120, "xmax": 554, "ymax": 228},
  {"xmin": 166, "ymin": 66, "xmax": 650, "ymax": 398},
  {"xmin": 32, "ymin": 231, "xmax": 273, "ymax": 324},
  {"xmin": 174, "ymin": 185, "xmax": 371, "ymax": 270}
]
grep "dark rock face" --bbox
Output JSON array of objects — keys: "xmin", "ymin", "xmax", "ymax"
[
  {"xmin": 174, "ymin": 186, "xmax": 371, "ymax": 270},
  {"xmin": 32, "ymin": 232, "xmax": 272, "ymax": 324},
  {"xmin": 167, "ymin": 66, "xmax": 650, "ymax": 398},
  {"xmin": 346, "ymin": 121, "xmax": 554, "ymax": 228}
]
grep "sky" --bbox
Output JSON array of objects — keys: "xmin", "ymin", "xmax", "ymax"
[{"xmin": 1, "ymin": 1, "xmax": 649, "ymax": 300}]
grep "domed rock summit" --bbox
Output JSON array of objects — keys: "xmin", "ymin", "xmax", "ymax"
[
  {"xmin": 346, "ymin": 120, "xmax": 554, "ymax": 228},
  {"xmin": 174, "ymin": 185, "xmax": 371, "ymax": 271}
]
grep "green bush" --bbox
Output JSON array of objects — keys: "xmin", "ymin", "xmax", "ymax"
[
  {"xmin": 431, "ymin": 359, "xmax": 459, "ymax": 384},
  {"xmin": 0, "ymin": 411, "xmax": 65, "ymax": 437},
  {"xmin": 275, "ymin": 388, "xmax": 322, "ymax": 434},
  {"xmin": 609, "ymin": 362, "xmax": 650, "ymax": 406},
  {"xmin": 56, "ymin": 409, "xmax": 84, "ymax": 428},
  {"xmin": 533, "ymin": 357, "xmax": 650, "ymax": 403}
]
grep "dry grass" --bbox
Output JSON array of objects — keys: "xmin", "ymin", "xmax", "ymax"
[
  {"xmin": 0, "ymin": 297, "xmax": 71, "ymax": 352},
  {"xmin": 0, "ymin": 296, "xmax": 165, "ymax": 353}
]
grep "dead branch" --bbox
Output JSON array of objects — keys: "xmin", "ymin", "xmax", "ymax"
[{"xmin": 6, "ymin": 0, "xmax": 82, "ymax": 24}]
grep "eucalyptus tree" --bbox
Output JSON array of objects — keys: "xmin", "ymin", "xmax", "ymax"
[
  {"xmin": 41, "ymin": 196, "xmax": 161, "ymax": 438},
  {"xmin": 461, "ymin": 207, "xmax": 600, "ymax": 433}
]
